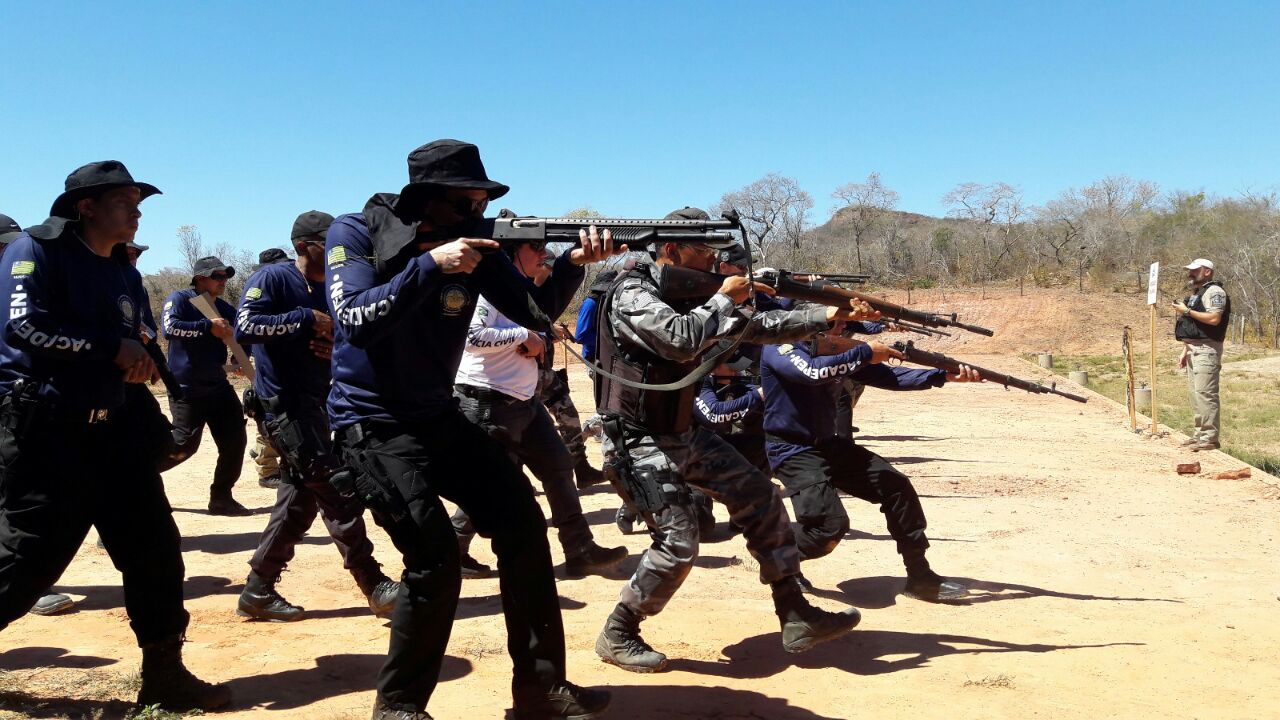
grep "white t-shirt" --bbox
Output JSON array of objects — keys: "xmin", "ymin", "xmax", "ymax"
[{"xmin": 455, "ymin": 296, "xmax": 540, "ymax": 401}]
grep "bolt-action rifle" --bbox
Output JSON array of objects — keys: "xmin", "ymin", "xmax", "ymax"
[
  {"xmin": 655, "ymin": 265, "xmax": 994, "ymax": 338},
  {"xmin": 892, "ymin": 341, "xmax": 1087, "ymax": 403}
]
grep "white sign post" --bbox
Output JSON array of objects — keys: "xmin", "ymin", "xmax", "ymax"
[{"xmin": 1147, "ymin": 262, "xmax": 1159, "ymax": 433}]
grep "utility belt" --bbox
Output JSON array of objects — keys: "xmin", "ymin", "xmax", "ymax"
[
  {"xmin": 456, "ymin": 383, "xmax": 525, "ymax": 407},
  {"xmin": 331, "ymin": 421, "xmax": 412, "ymax": 523},
  {"xmin": 0, "ymin": 380, "xmax": 117, "ymax": 438},
  {"xmin": 599, "ymin": 414, "xmax": 691, "ymax": 514}
]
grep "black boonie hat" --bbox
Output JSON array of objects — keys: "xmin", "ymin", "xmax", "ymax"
[
  {"xmin": 192, "ymin": 256, "xmax": 235, "ymax": 280},
  {"xmin": 50, "ymin": 161, "xmax": 161, "ymax": 219},
  {"xmin": 392, "ymin": 140, "xmax": 510, "ymax": 217},
  {"xmin": 258, "ymin": 248, "xmax": 289, "ymax": 266},
  {"xmin": 291, "ymin": 210, "xmax": 335, "ymax": 240},
  {"xmin": 0, "ymin": 213, "xmax": 22, "ymax": 245},
  {"xmin": 719, "ymin": 243, "xmax": 755, "ymax": 268}
]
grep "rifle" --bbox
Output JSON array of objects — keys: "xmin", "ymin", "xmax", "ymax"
[
  {"xmin": 755, "ymin": 269, "xmax": 995, "ymax": 337},
  {"xmin": 469, "ymin": 213, "xmax": 739, "ymax": 248},
  {"xmin": 656, "ymin": 265, "xmax": 995, "ymax": 337},
  {"xmin": 891, "ymin": 341, "xmax": 1088, "ymax": 403},
  {"xmin": 793, "ymin": 272, "xmax": 871, "ymax": 284},
  {"xmin": 139, "ymin": 328, "xmax": 184, "ymax": 401}
]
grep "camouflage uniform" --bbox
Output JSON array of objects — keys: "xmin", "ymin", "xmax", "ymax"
[{"xmin": 598, "ymin": 259, "xmax": 830, "ymax": 617}]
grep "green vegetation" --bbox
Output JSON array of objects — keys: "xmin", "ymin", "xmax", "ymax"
[{"xmin": 1030, "ymin": 351, "xmax": 1280, "ymax": 475}]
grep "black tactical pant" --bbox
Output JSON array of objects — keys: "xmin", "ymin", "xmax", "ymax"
[
  {"xmin": 162, "ymin": 381, "xmax": 246, "ymax": 494},
  {"xmin": 450, "ymin": 387, "xmax": 594, "ymax": 557},
  {"xmin": 336, "ymin": 411, "xmax": 565, "ymax": 711},
  {"xmin": 0, "ymin": 407, "xmax": 189, "ymax": 645},
  {"xmin": 248, "ymin": 402, "xmax": 382, "ymax": 590},
  {"xmin": 773, "ymin": 436, "xmax": 928, "ymax": 561}
]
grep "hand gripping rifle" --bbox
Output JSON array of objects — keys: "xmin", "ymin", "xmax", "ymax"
[
  {"xmin": 138, "ymin": 325, "xmax": 185, "ymax": 401},
  {"xmin": 655, "ymin": 265, "xmax": 994, "ymax": 338},
  {"xmin": 891, "ymin": 340, "xmax": 1087, "ymax": 403},
  {"xmin": 753, "ymin": 269, "xmax": 995, "ymax": 337}
]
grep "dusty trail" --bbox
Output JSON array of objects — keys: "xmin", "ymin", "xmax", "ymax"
[{"xmin": 2, "ymin": 355, "xmax": 1278, "ymax": 719}]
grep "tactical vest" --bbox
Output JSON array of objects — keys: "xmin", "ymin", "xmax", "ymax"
[
  {"xmin": 1175, "ymin": 280, "xmax": 1230, "ymax": 343},
  {"xmin": 594, "ymin": 266, "xmax": 704, "ymax": 434}
]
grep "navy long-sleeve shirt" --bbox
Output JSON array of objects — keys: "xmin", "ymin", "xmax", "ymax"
[
  {"xmin": 162, "ymin": 288, "xmax": 235, "ymax": 395},
  {"xmin": 236, "ymin": 261, "xmax": 327, "ymax": 413},
  {"xmin": 0, "ymin": 226, "xmax": 148, "ymax": 411},
  {"xmin": 761, "ymin": 342, "xmax": 945, "ymax": 467},
  {"xmin": 693, "ymin": 375, "xmax": 763, "ymax": 435},
  {"xmin": 325, "ymin": 202, "xmax": 583, "ymax": 429}
]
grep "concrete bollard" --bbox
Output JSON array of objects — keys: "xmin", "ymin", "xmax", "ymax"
[
  {"xmin": 1069, "ymin": 371, "xmax": 1089, "ymax": 386},
  {"xmin": 1038, "ymin": 353, "xmax": 1053, "ymax": 369},
  {"xmin": 1135, "ymin": 386, "xmax": 1152, "ymax": 413}
]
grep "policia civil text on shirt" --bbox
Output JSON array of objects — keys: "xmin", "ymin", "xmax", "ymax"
[
  {"xmin": 590, "ymin": 206, "xmax": 870, "ymax": 674},
  {"xmin": 323, "ymin": 140, "xmax": 615, "ymax": 720},
  {"xmin": 235, "ymin": 210, "xmax": 400, "ymax": 623},
  {"xmin": 1173, "ymin": 258, "xmax": 1229, "ymax": 451},
  {"xmin": 0, "ymin": 161, "xmax": 228, "ymax": 711},
  {"xmin": 157, "ymin": 255, "xmax": 250, "ymax": 515}
]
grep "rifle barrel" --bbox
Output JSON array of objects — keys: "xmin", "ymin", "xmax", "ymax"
[{"xmin": 892, "ymin": 341, "xmax": 1087, "ymax": 403}]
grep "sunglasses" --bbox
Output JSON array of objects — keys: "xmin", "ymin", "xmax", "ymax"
[
  {"xmin": 521, "ymin": 241, "xmax": 548, "ymax": 253},
  {"xmin": 208, "ymin": 273, "xmax": 229, "ymax": 281},
  {"xmin": 449, "ymin": 196, "xmax": 489, "ymax": 218}
]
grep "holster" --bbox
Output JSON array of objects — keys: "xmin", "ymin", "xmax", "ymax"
[
  {"xmin": 260, "ymin": 396, "xmax": 339, "ymax": 487},
  {"xmin": 0, "ymin": 379, "xmax": 43, "ymax": 440},
  {"xmin": 332, "ymin": 423, "xmax": 411, "ymax": 523},
  {"xmin": 600, "ymin": 415, "xmax": 689, "ymax": 514}
]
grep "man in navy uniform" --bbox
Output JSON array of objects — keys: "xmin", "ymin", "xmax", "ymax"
[
  {"xmin": 326, "ymin": 140, "xmax": 615, "ymax": 720},
  {"xmin": 0, "ymin": 161, "xmax": 229, "ymax": 711},
  {"xmin": 760, "ymin": 332, "xmax": 980, "ymax": 601},
  {"xmin": 235, "ymin": 210, "xmax": 399, "ymax": 622},
  {"xmin": 160, "ymin": 256, "xmax": 250, "ymax": 515},
  {"xmin": 247, "ymin": 248, "xmax": 290, "ymax": 489}
]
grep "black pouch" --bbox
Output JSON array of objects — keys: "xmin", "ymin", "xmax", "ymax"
[{"xmin": 336, "ymin": 444, "xmax": 411, "ymax": 523}]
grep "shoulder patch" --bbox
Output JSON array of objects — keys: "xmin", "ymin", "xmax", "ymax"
[
  {"xmin": 245, "ymin": 287, "xmax": 263, "ymax": 300},
  {"xmin": 777, "ymin": 344, "xmax": 794, "ymax": 355},
  {"xmin": 327, "ymin": 246, "xmax": 348, "ymax": 267},
  {"xmin": 10, "ymin": 260, "xmax": 35, "ymax": 277}
]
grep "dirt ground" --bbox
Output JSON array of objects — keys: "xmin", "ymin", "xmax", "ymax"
[{"xmin": 3, "ymin": 350, "xmax": 1280, "ymax": 719}]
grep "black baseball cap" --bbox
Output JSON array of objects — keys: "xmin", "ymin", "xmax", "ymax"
[
  {"xmin": 291, "ymin": 210, "xmax": 335, "ymax": 241},
  {"xmin": 126, "ymin": 241, "xmax": 149, "ymax": 254},
  {"xmin": 0, "ymin": 213, "xmax": 22, "ymax": 245},
  {"xmin": 258, "ymin": 248, "xmax": 290, "ymax": 266},
  {"xmin": 192, "ymin": 256, "xmax": 235, "ymax": 280},
  {"xmin": 663, "ymin": 207, "xmax": 735, "ymax": 249}
]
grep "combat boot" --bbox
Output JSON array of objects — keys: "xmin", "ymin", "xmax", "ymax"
[
  {"xmin": 371, "ymin": 697, "xmax": 433, "ymax": 719},
  {"xmin": 460, "ymin": 552, "xmax": 494, "ymax": 579},
  {"xmin": 902, "ymin": 550, "xmax": 969, "ymax": 602},
  {"xmin": 574, "ymin": 459, "xmax": 605, "ymax": 488},
  {"xmin": 513, "ymin": 680, "xmax": 611, "ymax": 720},
  {"xmin": 772, "ymin": 577, "xmax": 860, "ymax": 654},
  {"xmin": 29, "ymin": 592, "xmax": 75, "ymax": 616},
  {"xmin": 237, "ymin": 571, "xmax": 305, "ymax": 622},
  {"xmin": 362, "ymin": 576, "xmax": 401, "ymax": 619},
  {"xmin": 614, "ymin": 506, "xmax": 636, "ymax": 535},
  {"xmin": 564, "ymin": 541, "xmax": 627, "ymax": 577},
  {"xmin": 258, "ymin": 473, "xmax": 282, "ymax": 489},
  {"xmin": 136, "ymin": 635, "xmax": 231, "ymax": 712},
  {"xmin": 595, "ymin": 604, "xmax": 667, "ymax": 672},
  {"xmin": 208, "ymin": 489, "xmax": 251, "ymax": 517}
]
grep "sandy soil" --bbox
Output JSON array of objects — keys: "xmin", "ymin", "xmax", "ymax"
[{"xmin": 3, "ymin": 352, "xmax": 1279, "ymax": 720}]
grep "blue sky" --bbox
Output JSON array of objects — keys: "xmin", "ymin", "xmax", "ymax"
[{"xmin": 2, "ymin": 1, "xmax": 1276, "ymax": 272}]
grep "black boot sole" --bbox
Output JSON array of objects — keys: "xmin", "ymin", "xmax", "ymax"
[
  {"xmin": 236, "ymin": 606, "xmax": 305, "ymax": 622},
  {"xmin": 596, "ymin": 651, "xmax": 667, "ymax": 673}
]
